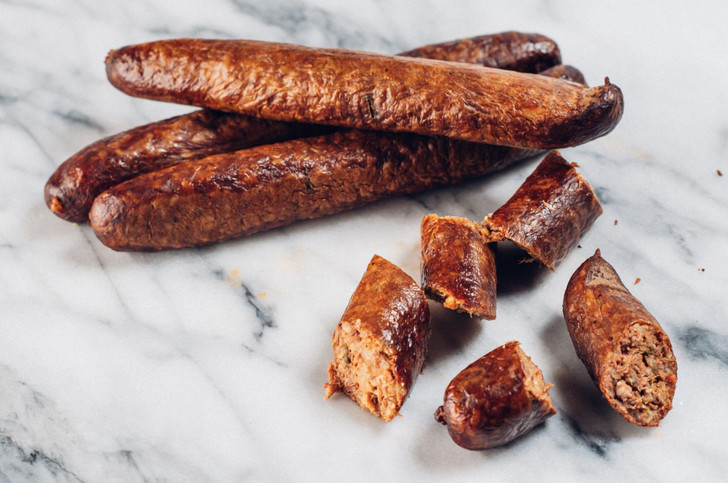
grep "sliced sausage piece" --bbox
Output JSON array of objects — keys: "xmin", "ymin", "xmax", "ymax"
[
  {"xmin": 435, "ymin": 341, "xmax": 556, "ymax": 449},
  {"xmin": 397, "ymin": 31, "xmax": 561, "ymax": 72},
  {"xmin": 324, "ymin": 255, "xmax": 430, "ymax": 421},
  {"xmin": 562, "ymin": 249, "xmax": 678, "ymax": 427},
  {"xmin": 483, "ymin": 151, "xmax": 602, "ymax": 270},
  {"xmin": 44, "ymin": 110, "xmax": 320, "ymax": 223},
  {"xmin": 420, "ymin": 214, "xmax": 496, "ymax": 319},
  {"xmin": 88, "ymin": 130, "xmax": 541, "ymax": 251},
  {"xmin": 106, "ymin": 39, "xmax": 623, "ymax": 149}
]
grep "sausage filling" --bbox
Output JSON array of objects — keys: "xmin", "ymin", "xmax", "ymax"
[
  {"xmin": 325, "ymin": 319, "xmax": 407, "ymax": 422},
  {"xmin": 607, "ymin": 324, "xmax": 677, "ymax": 424}
]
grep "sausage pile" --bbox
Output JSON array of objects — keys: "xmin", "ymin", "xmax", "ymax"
[{"xmin": 42, "ymin": 30, "xmax": 675, "ymax": 449}]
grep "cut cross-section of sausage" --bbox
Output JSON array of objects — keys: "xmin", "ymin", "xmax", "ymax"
[
  {"xmin": 420, "ymin": 214, "xmax": 497, "ymax": 319},
  {"xmin": 106, "ymin": 39, "xmax": 623, "ymax": 149},
  {"xmin": 325, "ymin": 255, "xmax": 430, "ymax": 421},
  {"xmin": 483, "ymin": 151, "xmax": 602, "ymax": 270},
  {"xmin": 562, "ymin": 249, "xmax": 678, "ymax": 427},
  {"xmin": 435, "ymin": 341, "xmax": 556, "ymax": 449}
]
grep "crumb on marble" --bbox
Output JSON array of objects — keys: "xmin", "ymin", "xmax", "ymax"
[
  {"xmin": 634, "ymin": 277, "xmax": 641, "ymax": 285},
  {"xmin": 614, "ymin": 219, "xmax": 618, "ymax": 225},
  {"xmin": 718, "ymin": 169, "xmax": 723, "ymax": 176}
]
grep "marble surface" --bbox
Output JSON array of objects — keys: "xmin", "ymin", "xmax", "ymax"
[{"xmin": 2, "ymin": 0, "xmax": 727, "ymax": 481}]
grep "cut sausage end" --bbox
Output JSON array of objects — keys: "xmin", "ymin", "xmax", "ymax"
[
  {"xmin": 325, "ymin": 318, "xmax": 407, "ymax": 422},
  {"xmin": 517, "ymin": 344, "xmax": 556, "ymax": 411},
  {"xmin": 604, "ymin": 323, "xmax": 677, "ymax": 427}
]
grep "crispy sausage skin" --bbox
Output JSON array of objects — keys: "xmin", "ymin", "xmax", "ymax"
[
  {"xmin": 483, "ymin": 151, "xmax": 602, "ymax": 270},
  {"xmin": 420, "ymin": 215, "xmax": 497, "ymax": 319},
  {"xmin": 397, "ymin": 31, "xmax": 560, "ymax": 72},
  {"xmin": 105, "ymin": 39, "xmax": 623, "ymax": 149},
  {"xmin": 89, "ymin": 130, "xmax": 540, "ymax": 251},
  {"xmin": 538, "ymin": 64, "xmax": 587, "ymax": 86},
  {"xmin": 563, "ymin": 250, "xmax": 678, "ymax": 427},
  {"xmin": 46, "ymin": 33, "xmax": 567, "ymax": 224},
  {"xmin": 325, "ymin": 255, "xmax": 430, "ymax": 421},
  {"xmin": 44, "ymin": 111, "xmax": 320, "ymax": 223},
  {"xmin": 435, "ymin": 341, "xmax": 556, "ymax": 450}
]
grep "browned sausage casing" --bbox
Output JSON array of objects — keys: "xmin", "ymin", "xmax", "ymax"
[
  {"xmin": 106, "ymin": 39, "xmax": 622, "ymax": 149},
  {"xmin": 435, "ymin": 341, "xmax": 556, "ymax": 450},
  {"xmin": 483, "ymin": 151, "xmax": 602, "ymax": 270},
  {"xmin": 324, "ymin": 255, "xmax": 430, "ymax": 421},
  {"xmin": 89, "ymin": 130, "xmax": 541, "ymax": 251},
  {"xmin": 420, "ymin": 215, "xmax": 497, "ymax": 319},
  {"xmin": 44, "ymin": 111, "xmax": 320, "ymax": 223},
  {"xmin": 47, "ymin": 33, "xmax": 566, "ymax": 224},
  {"xmin": 563, "ymin": 250, "xmax": 677, "ymax": 427},
  {"xmin": 397, "ymin": 31, "xmax": 560, "ymax": 72},
  {"xmin": 538, "ymin": 64, "xmax": 587, "ymax": 85}
]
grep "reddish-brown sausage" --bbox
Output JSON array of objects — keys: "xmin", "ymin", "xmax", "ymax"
[
  {"xmin": 483, "ymin": 151, "xmax": 602, "ymax": 270},
  {"xmin": 563, "ymin": 250, "xmax": 678, "ymax": 427},
  {"xmin": 538, "ymin": 64, "xmax": 587, "ymax": 85},
  {"xmin": 44, "ymin": 111, "xmax": 320, "ymax": 223},
  {"xmin": 47, "ymin": 33, "xmax": 567, "ymax": 224},
  {"xmin": 88, "ymin": 130, "xmax": 541, "ymax": 251},
  {"xmin": 106, "ymin": 39, "xmax": 622, "ymax": 149},
  {"xmin": 397, "ymin": 31, "xmax": 561, "ymax": 72},
  {"xmin": 435, "ymin": 341, "xmax": 556, "ymax": 450},
  {"xmin": 325, "ymin": 255, "xmax": 430, "ymax": 421},
  {"xmin": 420, "ymin": 215, "xmax": 497, "ymax": 319}
]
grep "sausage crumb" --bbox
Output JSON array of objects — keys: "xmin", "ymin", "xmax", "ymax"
[
  {"xmin": 634, "ymin": 278, "xmax": 641, "ymax": 284},
  {"xmin": 718, "ymin": 169, "xmax": 723, "ymax": 176},
  {"xmin": 699, "ymin": 268, "xmax": 705, "ymax": 272},
  {"xmin": 614, "ymin": 219, "xmax": 618, "ymax": 226}
]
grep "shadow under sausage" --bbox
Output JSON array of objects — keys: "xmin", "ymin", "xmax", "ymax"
[
  {"xmin": 426, "ymin": 301, "xmax": 484, "ymax": 366},
  {"xmin": 540, "ymin": 314, "xmax": 652, "ymax": 451},
  {"xmin": 495, "ymin": 242, "xmax": 549, "ymax": 296}
]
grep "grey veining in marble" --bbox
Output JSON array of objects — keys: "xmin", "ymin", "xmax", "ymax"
[{"xmin": 1, "ymin": 0, "xmax": 728, "ymax": 481}]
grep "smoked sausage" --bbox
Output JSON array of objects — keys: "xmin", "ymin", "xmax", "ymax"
[
  {"xmin": 562, "ymin": 250, "xmax": 678, "ymax": 427},
  {"xmin": 105, "ymin": 39, "xmax": 623, "ymax": 149}
]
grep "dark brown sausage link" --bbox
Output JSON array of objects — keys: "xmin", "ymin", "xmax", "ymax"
[
  {"xmin": 538, "ymin": 64, "xmax": 587, "ymax": 86},
  {"xmin": 397, "ymin": 31, "xmax": 561, "ymax": 72},
  {"xmin": 420, "ymin": 215, "xmax": 497, "ymax": 319},
  {"xmin": 106, "ymin": 39, "xmax": 622, "ymax": 149},
  {"xmin": 435, "ymin": 341, "xmax": 556, "ymax": 450},
  {"xmin": 46, "ymin": 33, "xmax": 567, "ymax": 224},
  {"xmin": 483, "ymin": 151, "xmax": 602, "ymax": 270},
  {"xmin": 324, "ymin": 255, "xmax": 430, "ymax": 421},
  {"xmin": 562, "ymin": 249, "xmax": 678, "ymax": 427},
  {"xmin": 89, "ymin": 130, "xmax": 542, "ymax": 251},
  {"xmin": 44, "ymin": 111, "xmax": 321, "ymax": 223}
]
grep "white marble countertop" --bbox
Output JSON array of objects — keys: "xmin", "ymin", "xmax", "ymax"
[{"xmin": 2, "ymin": 0, "xmax": 727, "ymax": 481}]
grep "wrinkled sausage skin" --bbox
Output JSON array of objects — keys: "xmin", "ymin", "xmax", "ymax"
[
  {"xmin": 397, "ymin": 31, "xmax": 561, "ymax": 72},
  {"xmin": 44, "ymin": 111, "xmax": 319, "ymax": 223},
  {"xmin": 325, "ymin": 255, "xmax": 430, "ymax": 421},
  {"xmin": 483, "ymin": 151, "xmax": 602, "ymax": 270},
  {"xmin": 563, "ymin": 250, "xmax": 678, "ymax": 427},
  {"xmin": 420, "ymin": 215, "xmax": 497, "ymax": 319},
  {"xmin": 46, "ymin": 33, "xmax": 567, "ymax": 224},
  {"xmin": 435, "ymin": 341, "xmax": 556, "ymax": 450},
  {"xmin": 106, "ymin": 39, "xmax": 623, "ymax": 149},
  {"xmin": 89, "ymin": 130, "xmax": 541, "ymax": 251}
]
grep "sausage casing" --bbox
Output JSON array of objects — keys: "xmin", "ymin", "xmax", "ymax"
[
  {"xmin": 325, "ymin": 255, "xmax": 430, "ymax": 421},
  {"xmin": 562, "ymin": 250, "xmax": 678, "ymax": 427},
  {"xmin": 420, "ymin": 215, "xmax": 497, "ymax": 319},
  {"xmin": 483, "ymin": 151, "xmax": 602, "ymax": 270},
  {"xmin": 435, "ymin": 341, "xmax": 556, "ymax": 449},
  {"xmin": 88, "ymin": 130, "xmax": 541, "ymax": 251},
  {"xmin": 106, "ymin": 39, "xmax": 623, "ymax": 149},
  {"xmin": 397, "ymin": 31, "xmax": 560, "ymax": 72}
]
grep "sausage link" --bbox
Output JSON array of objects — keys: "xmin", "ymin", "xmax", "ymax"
[
  {"xmin": 435, "ymin": 341, "xmax": 556, "ymax": 450},
  {"xmin": 538, "ymin": 64, "xmax": 587, "ymax": 86},
  {"xmin": 47, "ymin": 33, "xmax": 567, "ymax": 224},
  {"xmin": 420, "ymin": 215, "xmax": 497, "ymax": 319},
  {"xmin": 562, "ymin": 249, "xmax": 678, "ymax": 427},
  {"xmin": 325, "ymin": 255, "xmax": 430, "ymax": 421},
  {"xmin": 483, "ymin": 151, "xmax": 602, "ymax": 270},
  {"xmin": 397, "ymin": 31, "xmax": 561, "ymax": 72},
  {"xmin": 106, "ymin": 39, "xmax": 622, "ymax": 149},
  {"xmin": 89, "ymin": 130, "xmax": 541, "ymax": 251},
  {"xmin": 44, "ymin": 111, "xmax": 319, "ymax": 223}
]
